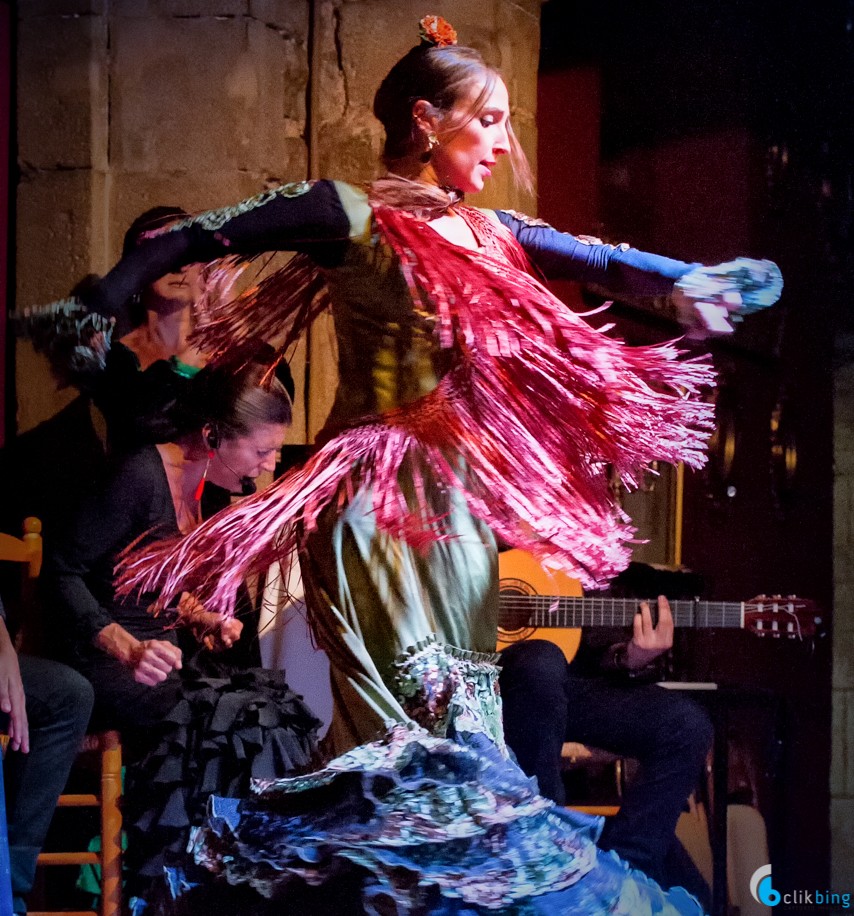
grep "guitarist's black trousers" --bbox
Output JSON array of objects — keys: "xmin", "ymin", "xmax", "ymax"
[{"xmin": 499, "ymin": 638, "xmax": 713, "ymax": 901}]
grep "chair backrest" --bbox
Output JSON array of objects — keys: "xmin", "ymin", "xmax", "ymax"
[
  {"xmin": 0, "ymin": 517, "xmax": 43, "ymax": 652},
  {"xmin": 0, "ymin": 516, "xmax": 42, "ymax": 577}
]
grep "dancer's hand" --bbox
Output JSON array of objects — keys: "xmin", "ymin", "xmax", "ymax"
[
  {"xmin": 672, "ymin": 258, "xmax": 783, "ymax": 340},
  {"xmin": 673, "ymin": 289, "xmax": 744, "ymax": 338}
]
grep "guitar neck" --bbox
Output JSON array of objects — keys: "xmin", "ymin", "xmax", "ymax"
[{"xmin": 498, "ymin": 595, "xmax": 745, "ymax": 630}]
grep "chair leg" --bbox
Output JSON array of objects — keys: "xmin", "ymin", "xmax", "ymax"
[{"xmin": 99, "ymin": 732, "xmax": 122, "ymax": 916}]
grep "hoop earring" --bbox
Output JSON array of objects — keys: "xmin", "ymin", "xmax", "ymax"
[{"xmin": 421, "ymin": 130, "xmax": 439, "ymax": 163}]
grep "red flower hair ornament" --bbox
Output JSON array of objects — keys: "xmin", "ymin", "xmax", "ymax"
[{"xmin": 419, "ymin": 15, "xmax": 458, "ymax": 48}]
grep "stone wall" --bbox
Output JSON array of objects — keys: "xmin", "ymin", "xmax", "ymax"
[{"xmin": 15, "ymin": 0, "xmax": 540, "ymax": 439}]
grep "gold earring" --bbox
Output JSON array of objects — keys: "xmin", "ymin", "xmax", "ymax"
[{"xmin": 421, "ymin": 130, "xmax": 439, "ymax": 162}]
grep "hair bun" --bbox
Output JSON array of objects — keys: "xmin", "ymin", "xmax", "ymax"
[{"xmin": 418, "ymin": 15, "xmax": 457, "ymax": 48}]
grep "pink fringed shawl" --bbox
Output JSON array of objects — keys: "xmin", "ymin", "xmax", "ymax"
[{"xmin": 117, "ymin": 202, "xmax": 715, "ymax": 615}]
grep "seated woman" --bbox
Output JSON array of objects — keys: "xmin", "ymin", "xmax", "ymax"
[
  {"xmin": 95, "ymin": 205, "xmax": 214, "ymax": 452},
  {"xmin": 5, "ymin": 205, "xmax": 220, "ymax": 545},
  {"xmin": 42, "ymin": 354, "xmax": 320, "ymax": 903}
]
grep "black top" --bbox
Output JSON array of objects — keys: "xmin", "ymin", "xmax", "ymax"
[
  {"xmin": 94, "ymin": 342, "xmax": 193, "ymax": 451},
  {"xmin": 0, "ymin": 396, "xmax": 108, "ymax": 542},
  {"xmin": 44, "ymin": 445, "xmax": 261, "ymax": 668},
  {"xmin": 44, "ymin": 445, "xmax": 180, "ymax": 662}
]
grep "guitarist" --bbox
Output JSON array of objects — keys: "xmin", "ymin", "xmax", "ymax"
[{"xmin": 499, "ymin": 592, "xmax": 713, "ymax": 904}]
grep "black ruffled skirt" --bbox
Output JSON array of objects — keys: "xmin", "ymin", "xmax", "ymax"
[{"xmin": 124, "ymin": 656, "xmax": 320, "ymax": 889}]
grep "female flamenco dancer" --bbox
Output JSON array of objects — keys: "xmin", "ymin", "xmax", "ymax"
[{"xmin": 30, "ymin": 16, "xmax": 782, "ymax": 915}]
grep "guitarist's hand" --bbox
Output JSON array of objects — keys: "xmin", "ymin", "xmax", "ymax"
[{"xmin": 624, "ymin": 596, "xmax": 674, "ymax": 670}]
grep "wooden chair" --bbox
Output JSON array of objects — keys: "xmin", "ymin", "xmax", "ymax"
[
  {"xmin": 0, "ymin": 515, "xmax": 43, "ymax": 611},
  {"xmin": 562, "ymin": 741, "xmax": 624, "ymax": 818},
  {"xmin": 0, "ymin": 518, "xmax": 122, "ymax": 916},
  {"xmin": 31, "ymin": 729, "xmax": 122, "ymax": 916}
]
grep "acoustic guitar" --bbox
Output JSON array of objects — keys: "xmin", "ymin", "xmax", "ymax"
[{"xmin": 497, "ymin": 549, "xmax": 821, "ymax": 662}]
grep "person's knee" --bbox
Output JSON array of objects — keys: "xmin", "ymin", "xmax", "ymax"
[
  {"xmin": 20, "ymin": 656, "xmax": 94, "ymax": 730},
  {"xmin": 659, "ymin": 697, "xmax": 713, "ymax": 763},
  {"xmin": 682, "ymin": 703, "xmax": 713, "ymax": 759},
  {"xmin": 499, "ymin": 640, "xmax": 568, "ymax": 695},
  {"xmin": 51, "ymin": 664, "xmax": 95, "ymax": 729},
  {"xmin": 68, "ymin": 667, "xmax": 95, "ymax": 718}
]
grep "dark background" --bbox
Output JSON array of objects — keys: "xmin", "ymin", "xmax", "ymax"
[{"xmin": 538, "ymin": 0, "xmax": 852, "ymax": 899}]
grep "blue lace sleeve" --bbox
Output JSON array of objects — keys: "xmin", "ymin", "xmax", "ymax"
[{"xmin": 495, "ymin": 209, "xmax": 699, "ymax": 299}]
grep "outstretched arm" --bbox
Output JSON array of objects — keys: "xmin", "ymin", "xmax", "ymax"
[
  {"xmin": 495, "ymin": 210, "xmax": 782, "ymax": 338},
  {"xmin": 84, "ymin": 180, "xmax": 363, "ymax": 323},
  {"xmin": 495, "ymin": 210, "xmax": 696, "ymax": 296}
]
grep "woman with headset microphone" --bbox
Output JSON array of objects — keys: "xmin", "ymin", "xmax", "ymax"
[{"xmin": 41, "ymin": 352, "xmax": 320, "ymax": 910}]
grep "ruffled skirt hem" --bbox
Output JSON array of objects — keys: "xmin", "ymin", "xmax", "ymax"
[
  {"xmin": 124, "ymin": 659, "xmax": 320, "ymax": 882},
  {"xmin": 182, "ymin": 725, "xmax": 703, "ymax": 915}
]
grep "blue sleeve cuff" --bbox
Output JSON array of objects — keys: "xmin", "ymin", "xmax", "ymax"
[{"xmin": 495, "ymin": 209, "xmax": 697, "ymax": 299}]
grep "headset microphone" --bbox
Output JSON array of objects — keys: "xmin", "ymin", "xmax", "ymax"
[{"xmin": 204, "ymin": 426, "xmax": 254, "ymax": 496}]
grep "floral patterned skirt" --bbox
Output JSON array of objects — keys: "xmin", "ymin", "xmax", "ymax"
[{"xmin": 175, "ymin": 641, "xmax": 703, "ymax": 915}]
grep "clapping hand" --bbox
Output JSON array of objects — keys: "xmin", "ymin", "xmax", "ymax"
[
  {"xmin": 178, "ymin": 591, "xmax": 243, "ymax": 652},
  {"xmin": 130, "ymin": 639, "xmax": 183, "ymax": 686}
]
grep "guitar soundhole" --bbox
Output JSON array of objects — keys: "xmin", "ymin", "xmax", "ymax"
[{"xmin": 498, "ymin": 577, "xmax": 537, "ymax": 642}]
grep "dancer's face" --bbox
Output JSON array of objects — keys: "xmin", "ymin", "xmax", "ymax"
[
  {"xmin": 427, "ymin": 76, "xmax": 512, "ymax": 194},
  {"xmin": 208, "ymin": 421, "xmax": 287, "ymax": 492}
]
